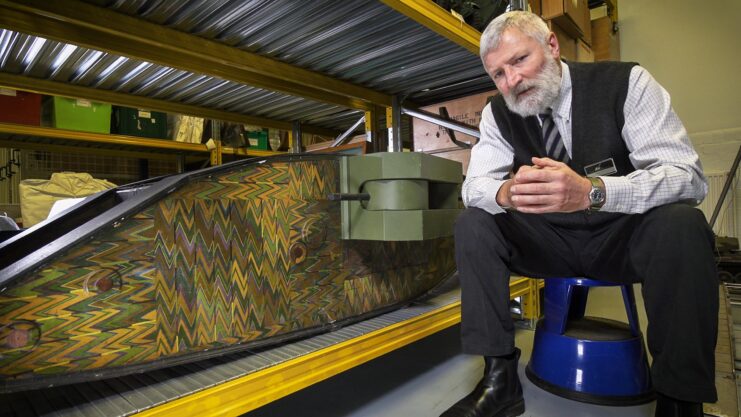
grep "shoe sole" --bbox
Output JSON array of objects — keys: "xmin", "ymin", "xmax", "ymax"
[{"xmin": 500, "ymin": 399, "xmax": 525, "ymax": 417}]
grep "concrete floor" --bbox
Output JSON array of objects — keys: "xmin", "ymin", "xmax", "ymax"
[{"xmin": 245, "ymin": 285, "xmax": 665, "ymax": 417}]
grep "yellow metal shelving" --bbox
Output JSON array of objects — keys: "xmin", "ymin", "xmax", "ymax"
[
  {"xmin": 137, "ymin": 297, "xmax": 463, "ymax": 417},
  {"xmin": 133, "ymin": 278, "xmax": 539, "ymax": 417},
  {"xmin": 0, "ymin": 122, "xmax": 284, "ymax": 162}
]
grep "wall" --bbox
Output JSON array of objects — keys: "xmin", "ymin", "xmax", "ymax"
[{"xmin": 619, "ymin": 0, "xmax": 741, "ymax": 236}]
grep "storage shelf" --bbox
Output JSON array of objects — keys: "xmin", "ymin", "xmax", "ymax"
[
  {"xmin": 0, "ymin": 0, "xmax": 490, "ymax": 135},
  {"xmin": 0, "ymin": 123, "xmax": 285, "ymax": 160}
]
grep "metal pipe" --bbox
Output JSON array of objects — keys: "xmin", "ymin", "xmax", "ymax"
[
  {"xmin": 709, "ymin": 143, "xmax": 741, "ymax": 230},
  {"xmin": 439, "ymin": 106, "xmax": 473, "ymax": 149},
  {"xmin": 331, "ymin": 115, "xmax": 365, "ymax": 148},
  {"xmin": 327, "ymin": 192, "xmax": 370, "ymax": 202},
  {"xmin": 402, "ymin": 106, "xmax": 481, "ymax": 139}
]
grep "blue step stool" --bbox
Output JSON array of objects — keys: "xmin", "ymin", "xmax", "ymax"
[{"xmin": 525, "ymin": 278, "xmax": 654, "ymax": 406}]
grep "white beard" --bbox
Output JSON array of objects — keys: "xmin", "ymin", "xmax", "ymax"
[{"xmin": 502, "ymin": 57, "xmax": 561, "ymax": 117}]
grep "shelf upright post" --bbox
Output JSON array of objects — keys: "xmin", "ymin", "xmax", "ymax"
[
  {"xmin": 291, "ymin": 120, "xmax": 303, "ymax": 153},
  {"xmin": 388, "ymin": 95, "xmax": 403, "ymax": 152},
  {"xmin": 382, "ymin": 107, "xmax": 392, "ymax": 154},
  {"xmin": 365, "ymin": 107, "xmax": 379, "ymax": 153},
  {"xmin": 209, "ymin": 139, "xmax": 223, "ymax": 166},
  {"xmin": 176, "ymin": 154, "xmax": 186, "ymax": 173}
]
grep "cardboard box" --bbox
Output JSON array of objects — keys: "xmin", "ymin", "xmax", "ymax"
[
  {"xmin": 0, "ymin": 89, "xmax": 41, "ymax": 126},
  {"xmin": 591, "ymin": 16, "xmax": 621, "ymax": 61},
  {"xmin": 43, "ymin": 96, "xmax": 111, "ymax": 134},
  {"xmin": 111, "ymin": 106, "xmax": 168, "ymax": 139},
  {"xmin": 412, "ymin": 90, "xmax": 497, "ymax": 174},
  {"xmin": 548, "ymin": 20, "xmax": 577, "ymax": 61},
  {"xmin": 171, "ymin": 115, "xmax": 205, "ymax": 143},
  {"xmin": 542, "ymin": 0, "xmax": 591, "ymax": 44},
  {"xmin": 590, "ymin": 3, "xmax": 608, "ymax": 20},
  {"xmin": 576, "ymin": 38, "xmax": 594, "ymax": 63}
]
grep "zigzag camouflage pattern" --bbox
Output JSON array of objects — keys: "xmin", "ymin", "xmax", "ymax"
[{"xmin": 0, "ymin": 156, "xmax": 456, "ymax": 389}]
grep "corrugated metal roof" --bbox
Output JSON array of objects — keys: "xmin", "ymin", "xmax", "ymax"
[{"xmin": 0, "ymin": 0, "xmax": 493, "ymax": 133}]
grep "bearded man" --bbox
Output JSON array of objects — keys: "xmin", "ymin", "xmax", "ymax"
[{"xmin": 442, "ymin": 10, "xmax": 717, "ymax": 417}]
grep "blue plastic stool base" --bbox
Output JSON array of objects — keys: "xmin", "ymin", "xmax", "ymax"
[
  {"xmin": 526, "ymin": 364, "xmax": 655, "ymax": 406},
  {"xmin": 526, "ymin": 278, "xmax": 654, "ymax": 405}
]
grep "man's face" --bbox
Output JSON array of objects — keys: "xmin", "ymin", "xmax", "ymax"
[{"xmin": 483, "ymin": 27, "xmax": 562, "ymax": 117}]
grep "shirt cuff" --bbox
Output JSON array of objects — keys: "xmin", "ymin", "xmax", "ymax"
[
  {"xmin": 464, "ymin": 179, "xmax": 508, "ymax": 215},
  {"xmin": 599, "ymin": 176, "xmax": 633, "ymax": 213}
]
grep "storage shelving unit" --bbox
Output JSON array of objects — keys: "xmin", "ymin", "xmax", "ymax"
[
  {"xmin": 0, "ymin": 122, "xmax": 282, "ymax": 169},
  {"xmin": 0, "ymin": 0, "xmax": 492, "ymax": 156}
]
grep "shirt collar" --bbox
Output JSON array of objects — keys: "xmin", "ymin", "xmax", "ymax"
[{"xmin": 550, "ymin": 60, "xmax": 571, "ymax": 121}]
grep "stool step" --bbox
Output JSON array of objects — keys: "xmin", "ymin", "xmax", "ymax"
[{"xmin": 564, "ymin": 317, "xmax": 635, "ymax": 341}]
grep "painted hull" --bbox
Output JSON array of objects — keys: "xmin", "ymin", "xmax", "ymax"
[{"xmin": 0, "ymin": 154, "xmax": 456, "ymax": 392}]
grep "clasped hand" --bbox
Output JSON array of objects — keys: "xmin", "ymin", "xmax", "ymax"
[{"xmin": 497, "ymin": 157, "xmax": 592, "ymax": 213}]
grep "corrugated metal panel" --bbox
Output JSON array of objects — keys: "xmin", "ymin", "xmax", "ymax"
[
  {"xmin": 0, "ymin": 1, "xmax": 492, "ymax": 133},
  {"xmin": 89, "ymin": 0, "xmax": 491, "ymax": 101},
  {"xmin": 0, "ymin": 29, "xmax": 357, "ymax": 131}
]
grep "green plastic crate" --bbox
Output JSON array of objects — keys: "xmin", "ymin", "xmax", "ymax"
[
  {"xmin": 247, "ymin": 130, "xmax": 268, "ymax": 150},
  {"xmin": 111, "ymin": 106, "xmax": 168, "ymax": 139},
  {"xmin": 43, "ymin": 96, "xmax": 111, "ymax": 134}
]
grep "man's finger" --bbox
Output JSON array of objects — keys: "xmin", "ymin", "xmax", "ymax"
[
  {"xmin": 531, "ymin": 157, "xmax": 563, "ymax": 168},
  {"xmin": 510, "ymin": 182, "xmax": 557, "ymax": 195},
  {"xmin": 511, "ymin": 193, "xmax": 557, "ymax": 206},
  {"xmin": 514, "ymin": 167, "xmax": 561, "ymax": 183}
]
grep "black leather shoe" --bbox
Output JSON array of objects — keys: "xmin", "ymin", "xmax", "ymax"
[
  {"xmin": 440, "ymin": 349, "xmax": 525, "ymax": 417},
  {"xmin": 654, "ymin": 393, "xmax": 703, "ymax": 417}
]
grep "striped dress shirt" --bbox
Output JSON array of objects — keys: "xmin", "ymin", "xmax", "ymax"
[{"xmin": 462, "ymin": 61, "xmax": 708, "ymax": 215}]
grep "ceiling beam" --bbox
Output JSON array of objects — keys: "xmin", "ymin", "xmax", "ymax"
[
  {"xmin": 380, "ymin": 0, "xmax": 481, "ymax": 55},
  {"xmin": 0, "ymin": 0, "xmax": 392, "ymax": 110},
  {"xmin": 0, "ymin": 73, "xmax": 340, "ymax": 137}
]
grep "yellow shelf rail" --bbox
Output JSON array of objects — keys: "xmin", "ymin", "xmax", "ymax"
[
  {"xmin": 135, "ymin": 278, "xmax": 540, "ymax": 417},
  {"xmin": 0, "ymin": 123, "xmax": 286, "ymax": 162}
]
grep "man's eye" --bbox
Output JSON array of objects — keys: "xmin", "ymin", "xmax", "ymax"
[
  {"xmin": 516, "ymin": 55, "xmax": 527, "ymax": 63},
  {"xmin": 493, "ymin": 71, "xmax": 503, "ymax": 79}
]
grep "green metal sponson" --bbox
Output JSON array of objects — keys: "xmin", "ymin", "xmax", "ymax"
[{"xmin": 339, "ymin": 152, "xmax": 462, "ymax": 241}]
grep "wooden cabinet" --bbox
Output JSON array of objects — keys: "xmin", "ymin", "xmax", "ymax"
[{"xmin": 541, "ymin": 0, "xmax": 591, "ymax": 44}]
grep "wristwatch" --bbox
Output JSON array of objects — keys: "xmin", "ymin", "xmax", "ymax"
[{"xmin": 587, "ymin": 177, "xmax": 606, "ymax": 211}]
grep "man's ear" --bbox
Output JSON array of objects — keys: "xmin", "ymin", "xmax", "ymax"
[{"xmin": 547, "ymin": 32, "xmax": 560, "ymax": 59}]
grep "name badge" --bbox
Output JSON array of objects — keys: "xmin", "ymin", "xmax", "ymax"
[{"xmin": 584, "ymin": 158, "xmax": 617, "ymax": 177}]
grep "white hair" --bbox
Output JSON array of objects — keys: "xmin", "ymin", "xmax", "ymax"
[{"xmin": 479, "ymin": 11, "xmax": 551, "ymax": 62}]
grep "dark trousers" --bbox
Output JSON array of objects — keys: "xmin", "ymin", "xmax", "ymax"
[{"xmin": 454, "ymin": 204, "xmax": 718, "ymax": 403}]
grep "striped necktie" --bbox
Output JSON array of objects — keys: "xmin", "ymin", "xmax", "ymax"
[{"xmin": 540, "ymin": 110, "xmax": 570, "ymax": 163}]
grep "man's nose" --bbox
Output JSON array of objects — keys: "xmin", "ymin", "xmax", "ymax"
[{"xmin": 504, "ymin": 67, "xmax": 521, "ymax": 89}]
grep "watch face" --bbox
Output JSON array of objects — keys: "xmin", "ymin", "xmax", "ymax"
[{"xmin": 589, "ymin": 187, "xmax": 605, "ymax": 205}]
